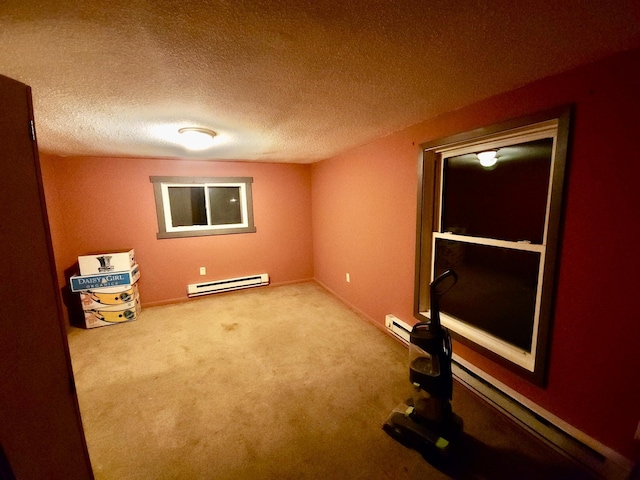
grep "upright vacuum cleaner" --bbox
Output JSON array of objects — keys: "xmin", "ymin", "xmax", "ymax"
[{"xmin": 383, "ymin": 269, "xmax": 463, "ymax": 455}]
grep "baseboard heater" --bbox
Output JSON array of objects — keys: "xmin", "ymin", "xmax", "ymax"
[
  {"xmin": 187, "ymin": 273, "xmax": 269, "ymax": 297},
  {"xmin": 385, "ymin": 314, "xmax": 412, "ymax": 343},
  {"xmin": 450, "ymin": 355, "xmax": 633, "ymax": 480}
]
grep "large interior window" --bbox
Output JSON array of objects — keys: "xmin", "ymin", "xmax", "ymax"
[
  {"xmin": 415, "ymin": 107, "xmax": 571, "ymax": 385},
  {"xmin": 150, "ymin": 176, "xmax": 256, "ymax": 239}
]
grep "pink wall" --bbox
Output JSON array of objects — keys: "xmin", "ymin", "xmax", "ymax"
[
  {"xmin": 40, "ymin": 156, "xmax": 314, "ymax": 314},
  {"xmin": 312, "ymin": 128, "xmax": 419, "ymax": 326},
  {"xmin": 312, "ymin": 47, "xmax": 640, "ymax": 460}
]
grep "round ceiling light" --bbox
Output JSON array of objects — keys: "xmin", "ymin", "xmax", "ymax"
[
  {"xmin": 178, "ymin": 127, "xmax": 217, "ymax": 150},
  {"xmin": 477, "ymin": 150, "xmax": 498, "ymax": 168}
]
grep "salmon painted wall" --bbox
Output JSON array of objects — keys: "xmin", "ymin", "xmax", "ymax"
[
  {"xmin": 312, "ymin": 47, "xmax": 640, "ymax": 461},
  {"xmin": 312, "ymin": 127, "xmax": 419, "ymax": 326},
  {"xmin": 40, "ymin": 156, "xmax": 314, "ymax": 317}
]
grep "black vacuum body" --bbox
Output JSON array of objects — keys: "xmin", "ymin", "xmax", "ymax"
[{"xmin": 383, "ymin": 270, "xmax": 462, "ymax": 454}]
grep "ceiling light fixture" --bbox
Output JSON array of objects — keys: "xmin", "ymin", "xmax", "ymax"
[
  {"xmin": 178, "ymin": 127, "xmax": 217, "ymax": 150},
  {"xmin": 477, "ymin": 150, "xmax": 498, "ymax": 168}
]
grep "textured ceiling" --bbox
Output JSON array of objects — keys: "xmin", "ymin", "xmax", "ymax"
[{"xmin": 1, "ymin": 1, "xmax": 639, "ymax": 163}]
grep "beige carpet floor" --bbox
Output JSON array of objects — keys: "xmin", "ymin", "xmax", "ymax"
[{"xmin": 67, "ymin": 281, "xmax": 592, "ymax": 479}]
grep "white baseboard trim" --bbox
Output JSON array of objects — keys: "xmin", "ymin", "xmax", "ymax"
[{"xmin": 452, "ymin": 354, "xmax": 635, "ymax": 479}]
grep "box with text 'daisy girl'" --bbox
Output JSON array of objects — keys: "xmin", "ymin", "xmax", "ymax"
[{"xmin": 70, "ymin": 265, "xmax": 140, "ymax": 292}]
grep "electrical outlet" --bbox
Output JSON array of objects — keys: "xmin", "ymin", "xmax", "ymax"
[
  {"xmin": 199, "ymin": 267, "xmax": 206, "ymax": 276},
  {"xmin": 346, "ymin": 273, "xmax": 350, "ymax": 283}
]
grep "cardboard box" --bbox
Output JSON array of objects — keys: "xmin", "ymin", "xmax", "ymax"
[
  {"xmin": 83, "ymin": 297, "xmax": 138, "ymax": 313},
  {"xmin": 70, "ymin": 265, "xmax": 140, "ymax": 292},
  {"xmin": 79, "ymin": 283, "xmax": 139, "ymax": 310},
  {"xmin": 78, "ymin": 249, "xmax": 135, "ymax": 276},
  {"xmin": 83, "ymin": 301, "xmax": 141, "ymax": 329}
]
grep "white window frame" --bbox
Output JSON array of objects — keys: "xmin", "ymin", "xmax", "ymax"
[
  {"xmin": 428, "ymin": 121, "xmax": 558, "ymax": 372},
  {"xmin": 414, "ymin": 106, "xmax": 572, "ymax": 386},
  {"xmin": 150, "ymin": 176, "xmax": 256, "ymax": 239}
]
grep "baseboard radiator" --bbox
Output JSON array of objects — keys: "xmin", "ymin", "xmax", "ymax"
[
  {"xmin": 383, "ymin": 314, "xmax": 634, "ymax": 480},
  {"xmin": 187, "ymin": 273, "xmax": 269, "ymax": 297},
  {"xmin": 385, "ymin": 314, "xmax": 411, "ymax": 344}
]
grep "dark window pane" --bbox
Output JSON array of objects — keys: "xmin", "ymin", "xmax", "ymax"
[
  {"xmin": 208, "ymin": 186, "xmax": 242, "ymax": 225},
  {"xmin": 168, "ymin": 186, "xmax": 207, "ymax": 227},
  {"xmin": 442, "ymin": 138, "xmax": 553, "ymax": 243},
  {"xmin": 434, "ymin": 239, "xmax": 539, "ymax": 352}
]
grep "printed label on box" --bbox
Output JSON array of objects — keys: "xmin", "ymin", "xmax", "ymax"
[
  {"xmin": 70, "ymin": 265, "xmax": 140, "ymax": 292},
  {"xmin": 83, "ymin": 302, "xmax": 141, "ymax": 329},
  {"xmin": 78, "ymin": 249, "xmax": 136, "ymax": 276},
  {"xmin": 81, "ymin": 294, "xmax": 139, "ymax": 312},
  {"xmin": 79, "ymin": 283, "xmax": 139, "ymax": 309}
]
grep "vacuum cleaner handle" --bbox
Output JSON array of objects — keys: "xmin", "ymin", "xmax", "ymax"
[
  {"xmin": 430, "ymin": 269, "xmax": 457, "ymax": 330},
  {"xmin": 444, "ymin": 329, "xmax": 452, "ymax": 360}
]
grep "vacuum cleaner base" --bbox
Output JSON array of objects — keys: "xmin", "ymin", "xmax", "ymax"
[{"xmin": 383, "ymin": 401, "xmax": 463, "ymax": 456}]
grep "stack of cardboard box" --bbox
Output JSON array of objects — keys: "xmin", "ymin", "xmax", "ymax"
[{"xmin": 70, "ymin": 249, "xmax": 141, "ymax": 329}]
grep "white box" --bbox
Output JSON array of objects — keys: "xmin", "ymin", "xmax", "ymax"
[
  {"xmin": 79, "ymin": 283, "xmax": 139, "ymax": 310},
  {"xmin": 78, "ymin": 249, "xmax": 135, "ymax": 276},
  {"xmin": 83, "ymin": 301, "xmax": 141, "ymax": 329},
  {"xmin": 83, "ymin": 297, "xmax": 138, "ymax": 313},
  {"xmin": 70, "ymin": 265, "xmax": 140, "ymax": 292}
]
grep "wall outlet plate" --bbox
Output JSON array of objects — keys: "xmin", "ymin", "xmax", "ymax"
[{"xmin": 199, "ymin": 267, "xmax": 206, "ymax": 275}]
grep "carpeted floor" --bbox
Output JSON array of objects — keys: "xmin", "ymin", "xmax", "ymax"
[{"xmin": 67, "ymin": 281, "xmax": 593, "ymax": 479}]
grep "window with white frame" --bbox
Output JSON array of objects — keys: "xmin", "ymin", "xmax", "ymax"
[
  {"xmin": 414, "ymin": 107, "xmax": 571, "ymax": 385},
  {"xmin": 150, "ymin": 176, "xmax": 256, "ymax": 238}
]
